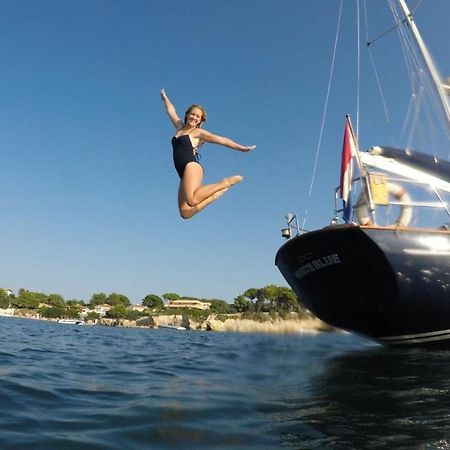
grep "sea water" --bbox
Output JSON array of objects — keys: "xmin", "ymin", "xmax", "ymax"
[{"xmin": 1, "ymin": 316, "xmax": 450, "ymax": 449}]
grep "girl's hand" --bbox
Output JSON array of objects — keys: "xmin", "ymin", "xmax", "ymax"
[
  {"xmin": 161, "ymin": 89, "xmax": 167, "ymax": 101},
  {"xmin": 242, "ymin": 145, "xmax": 256, "ymax": 152}
]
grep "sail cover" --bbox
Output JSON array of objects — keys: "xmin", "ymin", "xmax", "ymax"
[{"xmin": 360, "ymin": 146, "xmax": 450, "ymax": 193}]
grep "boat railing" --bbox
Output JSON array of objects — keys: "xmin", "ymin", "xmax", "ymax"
[
  {"xmin": 333, "ymin": 171, "xmax": 450, "ymax": 227},
  {"xmin": 281, "ymin": 168, "xmax": 450, "ymax": 239},
  {"xmin": 281, "ymin": 213, "xmax": 301, "ymax": 239}
]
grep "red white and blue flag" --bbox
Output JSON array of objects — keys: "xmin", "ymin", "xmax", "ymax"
[{"xmin": 340, "ymin": 121, "xmax": 357, "ymax": 222}]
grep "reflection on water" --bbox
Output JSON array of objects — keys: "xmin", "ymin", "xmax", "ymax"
[{"xmin": 270, "ymin": 346, "xmax": 450, "ymax": 449}]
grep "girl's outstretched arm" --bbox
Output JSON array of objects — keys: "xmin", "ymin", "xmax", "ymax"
[
  {"xmin": 161, "ymin": 89, "xmax": 184, "ymax": 129},
  {"xmin": 197, "ymin": 129, "xmax": 256, "ymax": 152}
]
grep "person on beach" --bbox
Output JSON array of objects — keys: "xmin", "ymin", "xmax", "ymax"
[{"xmin": 161, "ymin": 89, "xmax": 256, "ymax": 219}]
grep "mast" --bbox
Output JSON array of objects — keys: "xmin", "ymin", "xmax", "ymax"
[{"xmin": 397, "ymin": 0, "xmax": 450, "ymax": 133}]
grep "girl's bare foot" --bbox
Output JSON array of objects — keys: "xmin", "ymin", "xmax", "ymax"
[{"xmin": 224, "ymin": 175, "xmax": 243, "ymax": 188}]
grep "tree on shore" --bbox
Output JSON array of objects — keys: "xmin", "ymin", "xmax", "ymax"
[
  {"xmin": 242, "ymin": 288, "xmax": 264, "ymax": 312},
  {"xmin": 66, "ymin": 299, "xmax": 85, "ymax": 306},
  {"xmin": 237, "ymin": 285, "xmax": 302, "ymax": 314},
  {"xmin": 89, "ymin": 292, "xmax": 130, "ymax": 307},
  {"xmin": 275, "ymin": 286, "xmax": 301, "ymax": 312},
  {"xmin": 47, "ymin": 294, "xmax": 65, "ymax": 308},
  {"xmin": 209, "ymin": 299, "xmax": 234, "ymax": 314},
  {"xmin": 106, "ymin": 304, "xmax": 127, "ymax": 318},
  {"xmin": 233, "ymin": 295, "xmax": 252, "ymax": 313},
  {"xmin": 86, "ymin": 311, "xmax": 100, "ymax": 321},
  {"xmin": 64, "ymin": 306, "xmax": 82, "ymax": 319},
  {"xmin": 90, "ymin": 293, "xmax": 107, "ymax": 306},
  {"xmin": 2, "ymin": 284, "xmax": 308, "ymax": 322},
  {"xmin": 0, "ymin": 289, "xmax": 11, "ymax": 308},
  {"xmin": 40, "ymin": 305, "xmax": 66, "ymax": 319},
  {"xmin": 104, "ymin": 304, "xmax": 144, "ymax": 320},
  {"xmin": 162, "ymin": 293, "xmax": 180, "ymax": 301},
  {"xmin": 142, "ymin": 294, "xmax": 164, "ymax": 309},
  {"xmin": 11, "ymin": 289, "xmax": 46, "ymax": 309},
  {"xmin": 107, "ymin": 293, "xmax": 130, "ymax": 307}
]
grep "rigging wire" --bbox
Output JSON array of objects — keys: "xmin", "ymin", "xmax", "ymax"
[
  {"xmin": 356, "ymin": 0, "xmax": 361, "ymax": 139},
  {"xmin": 363, "ymin": 0, "xmax": 391, "ymax": 125},
  {"xmin": 400, "ymin": 87, "xmax": 421, "ymax": 146},
  {"xmin": 388, "ymin": 0, "xmax": 423, "ymax": 146},
  {"xmin": 388, "ymin": 0, "xmax": 450, "ymax": 151},
  {"xmin": 367, "ymin": 18, "xmax": 407, "ymax": 47},
  {"xmin": 302, "ymin": 0, "xmax": 445, "ymax": 231},
  {"xmin": 364, "ymin": 0, "xmax": 427, "ymax": 138},
  {"xmin": 366, "ymin": 0, "xmax": 422, "ymax": 47},
  {"xmin": 363, "ymin": 0, "xmax": 450, "ymax": 156},
  {"xmin": 301, "ymin": 0, "xmax": 344, "ymax": 232}
]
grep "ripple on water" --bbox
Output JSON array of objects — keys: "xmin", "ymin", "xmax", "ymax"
[{"xmin": 3, "ymin": 317, "xmax": 450, "ymax": 449}]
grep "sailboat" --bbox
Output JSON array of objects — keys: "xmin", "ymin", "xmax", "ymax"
[{"xmin": 275, "ymin": 0, "xmax": 450, "ymax": 346}]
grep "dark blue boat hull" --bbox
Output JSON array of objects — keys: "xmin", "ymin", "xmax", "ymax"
[{"xmin": 275, "ymin": 224, "xmax": 450, "ymax": 346}]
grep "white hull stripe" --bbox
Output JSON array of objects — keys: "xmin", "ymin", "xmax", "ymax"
[{"xmin": 378, "ymin": 328, "xmax": 450, "ymax": 345}]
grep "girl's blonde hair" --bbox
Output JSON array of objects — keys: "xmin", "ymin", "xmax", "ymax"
[{"xmin": 184, "ymin": 104, "xmax": 207, "ymax": 127}]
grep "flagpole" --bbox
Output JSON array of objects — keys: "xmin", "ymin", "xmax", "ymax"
[
  {"xmin": 346, "ymin": 115, "xmax": 364, "ymax": 175},
  {"xmin": 345, "ymin": 115, "xmax": 376, "ymax": 223}
]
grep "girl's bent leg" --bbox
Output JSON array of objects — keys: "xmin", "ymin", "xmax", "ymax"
[
  {"xmin": 186, "ymin": 175, "xmax": 242, "ymax": 206},
  {"xmin": 182, "ymin": 163, "xmax": 242, "ymax": 207},
  {"xmin": 178, "ymin": 187, "xmax": 229, "ymax": 219}
]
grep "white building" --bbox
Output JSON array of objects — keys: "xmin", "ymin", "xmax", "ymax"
[
  {"xmin": 130, "ymin": 304, "xmax": 147, "ymax": 313},
  {"xmin": 168, "ymin": 299, "xmax": 211, "ymax": 310},
  {"xmin": 93, "ymin": 304, "xmax": 112, "ymax": 317}
]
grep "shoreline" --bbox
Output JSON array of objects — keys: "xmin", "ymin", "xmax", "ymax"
[
  {"xmin": 0, "ymin": 311, "xmax": 337, "ymax": 334},
  {"xmin": 102, "ymin": 313, "xmax": 337, "ymax": 334}
]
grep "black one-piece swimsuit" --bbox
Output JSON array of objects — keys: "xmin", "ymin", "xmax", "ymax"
[{"xmin": 171, "ymin": 134, "xmax": 201, "ymax": 179}]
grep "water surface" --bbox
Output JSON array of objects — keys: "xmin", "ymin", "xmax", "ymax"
[{"xmin": 1, "ymin": 317, "xmax": 448, "ymax": 449}]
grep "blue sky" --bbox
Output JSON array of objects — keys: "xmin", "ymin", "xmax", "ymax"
[{"xmin": 1, "ymin": 0, "xmax": 449, "ymax": 304}]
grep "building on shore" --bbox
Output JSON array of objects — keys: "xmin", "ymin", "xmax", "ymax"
[
  {"xmin": 130, "ymin": 304, "xmax": 147, "ymax": 313},
  {"xmin": 92, "ymin": 304, "xmax": 112, "ymax": 317},
  {"xmin": 167, "ymin": 299, "xmax": 211, "ymax": 310}
]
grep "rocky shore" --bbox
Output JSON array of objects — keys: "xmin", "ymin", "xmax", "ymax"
[
  {"xmin": 1, "ymin": 309, "xmax": 336, "ymax": 334},
  {"xmin": 99, "ymin": 313, "xmax": 336, "ymax": 334}
]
